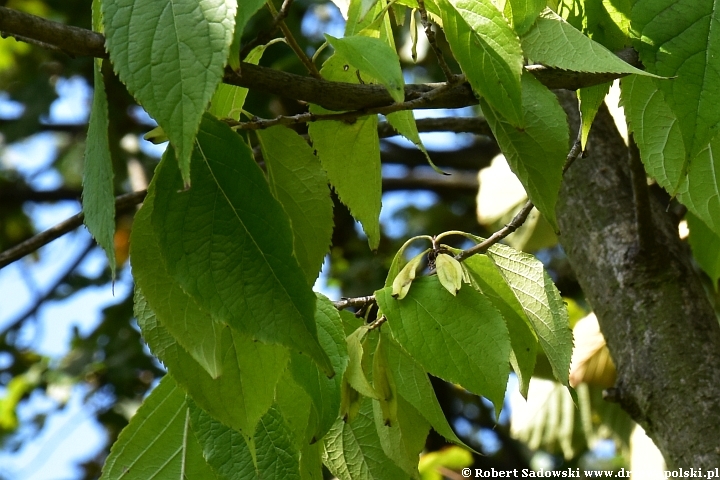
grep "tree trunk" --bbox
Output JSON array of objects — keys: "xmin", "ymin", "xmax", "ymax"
[{"xmin": 556, "ymin": 93, "xmax": 720, "ymax": 468}]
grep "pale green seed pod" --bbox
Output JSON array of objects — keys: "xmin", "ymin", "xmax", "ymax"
[{"xmin": 436, "ymin": 253, "xmax": 463, "ymax": 295}]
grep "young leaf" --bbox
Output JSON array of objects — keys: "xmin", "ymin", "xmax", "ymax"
[
  {"xmin": 100, "ymin": 376, "xmax": 218, "ymax": 480},
  {"xmin": 480, "ymin": 73, "xmax": 568, "ymax": 230},
  {"xmin": 135, "ymin": 291, "xmax": 288, "ymax": 436},
  {"xmin": 131, "ymin": 184, "xmax": 222, "ymax": 378},
  {"xmin": 632, "ymin": 0, "xmax": 720, "ymax": 159},
  {"xmin": 687, "ymin": 212, "xmax": 720, "ymax": 289},
  {"xmin": 229, "ymin": 0, "xmax": 266, "ymax": 70},
  {"xmin": 383, "ymin": 335, "xmax": 467, "ymax": 447},
  {"xmin": 438, "ymin": 0, "xmax": 524, "ymax": 127},
  {"xmin": 372, "ymin": 332, "xmax": 398, "ymax": 427},
  {"xmin": 345, "ymin": 326, "xmax": 380, "ymax": 399},
  {"xmin": 289, "ymin": 294, "xmax": 350, "ymax": 443},
  {"xmin": 386, "ymin": 111, "xmax": 446, "ymax": 174},
  {"xmin": 504, "ymin": 0, "xmax": 545, "ymax": 35},
  {"xmin": 210, "ymin": 44, "xmax": 267, "ymax": 121},
  {"xmin": 462, "ymin": 254, "xmax": 538, "ymax": 398},
  {"xmin": 103, "ymin": 0, "xmax": 236, "ymax": 185},
  {"xmin": 578, "ymin": 82, "xmax": 612, "ymax": 150},
  {"xmin": 322, "ymin": 397, "xmax": 410, "ymax": 480},
  {"xmin": 325, "ymin": 34, "xmax": 404, "ymax": 103},
  {"xmin": 376, "ymin": 276, "xmax": 511, "ymax": 413},
  {"xmin": 83, "ymin": 0, "xmax": 115, "ymax": 277},
  {"xmin": 257, "ymin": 126, "xmax": 334, "ymax": 286},
  {"xmin": 151, "ymin": 114, "xmax": 333, "ymax": 376},
  {"xmin": 373, "ymin": 396, "xmax": 428, "ymax": 478},
  {"xmin": 486, "ymin": 243, "xmax": 573, "ymax": 385},
  {"xmin": 520, "ymin": 9, "xmax": 662, "ymax": 78},
  {"xmin": 309, "ymin": 54, "xmax": 382, "ymax": 250}
]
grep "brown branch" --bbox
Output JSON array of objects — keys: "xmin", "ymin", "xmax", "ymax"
[
  {"xmin": 332, "ymin": 295, "xmax": 376, "ymax": 311},
  {"xmin": 228, "ymin": 81, "xmax": 458, "ymax": 130},
  {"xmin": 0, "ymin": 190, "xmax": 147, "ymax": 270},
  {"xmin": 0, "ymin": 7, "xmax": 643, "ymax": 112}
]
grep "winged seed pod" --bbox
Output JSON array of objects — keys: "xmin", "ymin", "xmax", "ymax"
[
  {"xmin": 391, "ymin": 250, "xmax": 427, "ymax": 299},
  {"xmin": 436, "ymin": 253, "xmax": 463, "ymax": 295},
  {"xmin": 372, "ymin": 334, "xmax": 398, "ymax": 427}
]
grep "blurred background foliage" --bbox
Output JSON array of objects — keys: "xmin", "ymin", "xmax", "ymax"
[{"xmin": 0, "ymin": 0, "xmax": 674, "ymax": 478}]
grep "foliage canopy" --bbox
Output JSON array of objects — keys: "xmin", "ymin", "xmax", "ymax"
[{"xmin": 1, "ymin": 0, "xmax": 720, "ymax": 476}]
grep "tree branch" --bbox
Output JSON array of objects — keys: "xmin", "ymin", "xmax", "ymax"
[
  {"xmin": 0, "ymin": 6, "xmax": 642, "ymax": 112},
  {"xmin": 0, "ymin": 190, "xmax": 146, "ymax": 270}
]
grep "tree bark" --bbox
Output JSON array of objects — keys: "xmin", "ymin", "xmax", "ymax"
[{"xmin": 556, "ymin": 94, "xmax": 720, "ymax": 468}]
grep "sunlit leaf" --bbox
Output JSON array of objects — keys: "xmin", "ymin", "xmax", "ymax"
[{"xmin": 103, "ymin": 0, "xmax": 236, "ymax": 185}]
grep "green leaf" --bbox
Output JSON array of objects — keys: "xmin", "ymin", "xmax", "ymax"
[
  {"xmin": 578, "ymin": 82, "xmax": 612, "ymax": 150},
  {"xmin": 257, "ymin": 126, "xmax": 334, "ymax": 285},
  {"xmin": 83, "ymin": 1, "xmax": 115, "ymax": 277},
  {"xmin": 620, "ymin": 75, "xmax": 686, "ymax": 194},
  {"xmin": 190, "ymin": 401, "xmax": 303, "ymax": 480},
  {"xmin": 386, "ymin": 111, "xmax": 445, "ymax": 174},
  {"xmin": 677, "ymin": 137, "xmax": 720, "ymax": 237},
  {"xmin": 521, "ymin": 9, "xmax": 661, "ymax": 77},
  {"xmin": 189, "ymin": 402, "xmax": 257, "ymax": 480},
  {"xmin": 100, "ymin": 376, "xmax": 218, "ymax": 480},
  {"xmin": 504, "ymin": 0, "xmax": 545, "ymax": 35},
  {"xmin": 275, "ymin": 370, "xmax": 315, "ymax": 447},
  {"xmin": 373, "ymin": 395, "xmax": 428, "ymax": 478},
  {"xmin": 211, "ymin": 44, "xmax": 268, "ymax": 120},
  {"xmin": 255, "ymin": 406, "xmax": 303, "ymax": 480},
  {"xmin": 462, "ymin": 254, "xmax": 538, "ymax": 398},
  {"xmin": 383, "ymin": 336, "xmax": 466, "ymax": 447},
  {"xmin": 289, "ymin": 293, "xmax": 349, "ymax": 443},
  {"xmin": 480, "ymin": 73, "xmax": 568, "ymax": 230},
  {"xmin": 83, "ymin": 61, "xmax": 116, "ymax": 277},
  {"xmin": 376, "ymin": 276, "xmax": 511, "ymax": 412},
  {"xmin": 345, "ymin": 326, "xmax": 380, "ymax": 399},
  {"xmin": 103, "ymin": 0, "xmax": 236, "ymax": 185},
  {"xmin": 486, "ymin": 243, "xmax": 573, "ymax": 385},
  {"xmin": 325, "ymin": 34, "xmax": 404, "ymax": 103},
  {"xmin": 439, "ymin": 0, "xmax": 524, "ymax": 126},
  {"xmin": 322, "ymin": 397, "xmax": 410, "ymax": 480},
  {"xmin": 687, "ymin": 212, "xmax": 720, "ymax": 289},
  {"xmin": 309, "ymin": 55, "xmax": 382, "ymax": 250},
  {"xmin": 631, "ymin": 0, "xmax": 720, "ymax": 159},
  {"xmin": 229, "ymin": 0, "xmax": 266, "ymax": 70},
  {"xmin": 131, "ymin": 183, "xmax": 222, "ymax": 378},
  {"xmin": 300, "ymin": 441, "xmax": 324, "ymax": 480},
  {"xmin": 136, "ymin": 291, "xmax": 288, "ymax": 436},
  {"xmin": 151, "ymin": 114, "xmax": 333, "ymax": 376},
  {"xmin": 621, "ymin": 75, "xmax": 720, "ymax": 238}
]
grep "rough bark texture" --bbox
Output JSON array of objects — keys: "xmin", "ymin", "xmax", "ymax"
[{"xmin": 556, "ymin": 94, "xmax": 720, "ymax": 468}]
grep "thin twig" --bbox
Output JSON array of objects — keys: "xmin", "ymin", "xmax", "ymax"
[
  {"xmin": 416, "ymin": 0, "xmax": 456, "ymax": 82},
  {"xmin": 332, "ymin": 295, "xmax": 376, "ymax": 311},
  {"xmin": 0, "ymin": 190, "xmax": 147, "ymax": 270},
  {"xmin": 239, "ymin": 0, "xmax": 295, "ymax": 59},
  {"xmin": 367, "ymin": 314, "xmax": 387, "ymax": 331},
  {"xmin": 265, "ymin": 0, "xmax": 321, "ymax": 78},
  {"xmin": 453, "ymin": 199, "xmax": 535, "ymax": 263},
  {"xmin": 229, "ymin": 81, "xmax": 458, "ymax": 131},
  {"xmin": 1, "ymin": 239, "xmax": 95, "ymax": 334}
]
